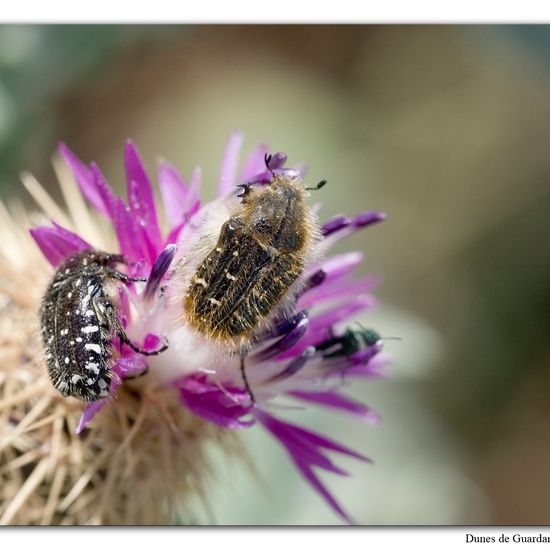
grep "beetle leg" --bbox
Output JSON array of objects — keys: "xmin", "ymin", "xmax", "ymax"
[
  {"xmin": 105, "ymin": 268, "xmax": 147, "ymax": 284},
  {"xmin": 92, "ymin": 293, "xmax": 168, "ymax": 357},
  {"xmin": 117, "ymin": 329, "xmax": 169, "ymax": 357},
  {"xmin": 239, "ymin": 349, "xmax": 255, "ymax": 404}
]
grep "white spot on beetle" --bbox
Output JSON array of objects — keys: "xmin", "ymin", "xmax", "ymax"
[
  {"xmin": 81, "ymin": 325, "xmax": 99, "ymax": 334},
  {"xmin": 86, "ymin": 362, "xmax": 99, "ymax": 374},
  {"xmin": 85, "ymin": 343, "xmax": 101, "ymax": 354}
]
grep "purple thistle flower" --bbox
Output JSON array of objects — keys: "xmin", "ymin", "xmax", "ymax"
[{"xmin": 30, "ymin": 133, "xmax": 389, "ymax": 524}]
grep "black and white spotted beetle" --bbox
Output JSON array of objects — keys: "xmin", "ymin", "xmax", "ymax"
[{"xmin": 40, "ymin": 249, "xmax": 168, "ymax": 401}]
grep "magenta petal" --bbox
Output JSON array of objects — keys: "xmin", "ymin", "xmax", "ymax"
[
  {"xmin": 174, "ymin": 374, "xmax": 255, "ymax": 429},
  {"xmin": 116, "ymin": 281, "xmax": 131, "ymax": 328},
  {"xmin": 164, "ymin": 221, "xmax": 186, "ymax": 246},
  {"xmin": 158, "ymin": 162, "xmax": 202, "ymax": 229},
  {"xmin": 30, "ymin": 224, "xmax": 91, "ymax": 267},
  {"xmin": 217, "ymin": 131, "xmax": 243, "ymax": 196},
  {"xmin": 240, "ymin": 144, "xmax": 268, "ymax": 181},
  {"xmin": 294, "ymin": 461, "xmax": 356, "ymax": 524},
  {"xmin": 113, "ymin": 356, "xmax": 148, "ymax": 377},
  {"xmin": 125, "ymin": 140, "xmax": 162, "ymax": 254},
  {"xmin": 255, "ymin": 410, "xmax": 369, "ymax": 524},
  {"xmin": 58, "ymin": 143, "xmax": 110, "ymax": 218},
  {"xmin": 76, "ymin": 399, "xmax": 107, "ymax": 434},
  {"xmin": 136, "ymin": 214, "xmax": 159, "ymax": 266},
  {"xmin": 113, "ymin": 197, "xmax": 144, "ymax": 263},
  {"xmin": 90, "ymin": 163, "xmax": 118, "ymax": 221},
  {"xmin": 289, "ymin": 390, "xmax": 380, "ymax": 424},
  {"xmin": 140, "ymin": 333, "xmax": 161, "ymax": 353},
  {"xmin": 158, "ymin": 162, "xmax": 188, "ymax": 227}
]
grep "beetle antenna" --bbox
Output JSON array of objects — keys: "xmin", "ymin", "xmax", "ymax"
[{"xmin": 305, "ymin": 179, "xmax": 327, "ymax": 191}]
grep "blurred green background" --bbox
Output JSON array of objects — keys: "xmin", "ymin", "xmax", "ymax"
[{"xmin": 2, "ymin": 24, "xmax": 550, "ymax": 525}]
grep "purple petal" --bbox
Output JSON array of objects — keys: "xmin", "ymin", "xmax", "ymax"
[
  {"xmin": 354, "ymin": 211, "xmax": 386, "ymax": 228},
  {"xmin": 174, "ymin": 374, "xmax": 255, "ymax": 429},
  {"xmin": 58, "ymin": 143, "xmax": 110, "ymax": 218},
  {"xmin": 217, "ymin": 131, "xmax": 244, "ymax": 196},
  {"xmin": 349, "ymin": 341, "xmax": 384, "ymax": 365},
  {"xmin": 240, "ymin": 144, "xmax": 268, "ymax": 182},
  {"xmin": 306, "ymin": 252, "xmax": 364, "ymax": 287},
  {"xmin": 125, "ymin": 140, "xmax": 162, "ymax": 255},
  {"xmin": 255, "ymin": 410, "xmax": 369, "ymax": 524},
  {"xmin": 30, "ymin": 224, "xmax": 91, "ymax": 267},
  {"xmin": 294, "ymin": 461, "xmax": 356, "ymax": 524},
  {"xmin": 322, "ymin": 211, "xmax": 386, "ymax": 250},
  {"xmin": 143, "ymin": 244, "xmax": 177, "ymax": 301},
  {"xmin": 322, "ymin": 215, "xmax": 352, "ymax": 236},
  {"xmin": 298, "ymin": 276, "xmax": 379, "ymax": 310},
  {"xmin": 267, "ymin": 346, "xmax": 316, "ymax": 382},
  {"xmin": 268, "ymin": 310, "xmax": 309, "ymax": 339},
  {"xmin": 267, "ymin": 152, "xmax": 287, "ymax": 170},
  {"xmin": 76, "ymin": 399, "xmax": 107, "ymax": 434},
  {"xmin": 289, "ymin": 390, "xmax": 380, "ymax": 424},
  {"xmin": 254, "ymin": 318, "xmax": 309, "ymax": 361}
]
